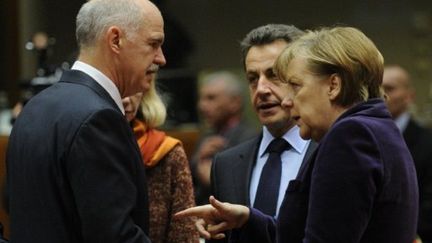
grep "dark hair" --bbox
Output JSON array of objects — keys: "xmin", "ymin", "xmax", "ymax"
[{"xmin": 240, "ymin": 24, "xmax": 304, "ymax": 69}]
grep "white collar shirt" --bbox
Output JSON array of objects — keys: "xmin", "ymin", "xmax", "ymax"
[
  {"xmin": 249, "ymin": 125, "xmax": 310, "ymax": 217},
  {"xmin": 394, "ymin": 111, "xmax": 410, "ymax": 133},
  {"xmin": 71, "ymin": 61, "xmax": 125, "ymax": 114}
]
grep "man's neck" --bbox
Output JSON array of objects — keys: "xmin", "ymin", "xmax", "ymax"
[{"xmin": 266, "ymin": 122, "xmax": 296, "ymax": 138}]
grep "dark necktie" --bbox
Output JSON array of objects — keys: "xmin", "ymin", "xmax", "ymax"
[{"xmin": 253, "ymin": 138, "xmax": 290, "ymax": 217}]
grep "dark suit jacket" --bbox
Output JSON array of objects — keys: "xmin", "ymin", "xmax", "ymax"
[
  {"xmin": 244, "ymin": 99, "xmax": 419, "ymax": 243},
  {"xmin": 404, "ymin": 118, "xmax": 432, "ymax": 242},
  {"xmin": 210, "ymin": 134, "xmax": 317, "ymax": 243},
  {"xmin": 6, "ymin": 70, "xmax": 151, "ymax": 242}
]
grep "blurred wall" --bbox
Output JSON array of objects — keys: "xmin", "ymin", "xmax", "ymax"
[
  {"xmin": 0, "ymin": 0, "xmax": 19, "ymax": 102},
  {"xmin": 4, "ymin": 0, "xmax": 432, "ymax": 123},
  {"xmin": 162, "ymin": 0, "xmax": 432, "ymax": 124},
  {"xmin": 18, "ymin": 0, "xmax": 83, "ymax": 81}
]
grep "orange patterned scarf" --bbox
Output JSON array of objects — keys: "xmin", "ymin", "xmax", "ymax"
[{"xmin": 132, "ymin": 119, "xmax": 181, "ymax": 168}]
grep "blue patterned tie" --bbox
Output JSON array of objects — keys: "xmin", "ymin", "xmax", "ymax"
[{"xmin": 253, "ymin": 138, "xmax": 290, "ymax": 217}]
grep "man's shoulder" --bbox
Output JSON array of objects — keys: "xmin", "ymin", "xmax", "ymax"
[
  {"xmin": 215, "ymin": 136, "xmax": 260, "ymax": 161},
  {"xmin": 225, "ymin": 121, "xmax": 258, "ymax": 146},
  {"xmin": 19, "ymin": 79, "xmax": 123, "ymax": 135}
]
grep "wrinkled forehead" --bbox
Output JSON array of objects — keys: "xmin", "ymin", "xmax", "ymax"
[{"xmin": 246, "ymin": 41, "xmax": 289, "ymax": 71}]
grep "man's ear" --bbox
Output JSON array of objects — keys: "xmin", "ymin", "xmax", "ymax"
[
  {"xmin": 106, "ymin": 26, "xmax": 122, "ymax": 54},
  {"xmin": 328, "ymin": 73, "xmax": 342, "ymax": 101}
]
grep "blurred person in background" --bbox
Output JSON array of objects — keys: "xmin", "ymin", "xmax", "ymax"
[
  {"xmin": 122, "ymin": 77, "xmax": 199, "ymax": 243},
  {"xmin": 192, "ymin": 71, "xmax": 257, "ymax": 205},
  {"xmin": 383, "ymin": 65, "xmax": 432, "ymax": 243}
]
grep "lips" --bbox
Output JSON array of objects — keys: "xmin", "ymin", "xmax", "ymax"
[{"xmin": 257, "ymin": 101, "xmax": 280, "ymax": 110}]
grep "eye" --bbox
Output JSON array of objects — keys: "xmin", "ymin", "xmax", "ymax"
[
  {"xmin": 288, "ymin": 80, "xmax": 301, "ymax": 92},
  {"xmin": 150, "ymin": 42, "xmax": 160, "ymax": 49},
  {"xmin": 246, "ymin": 74, "xmax": 258, "ymax": 86},
  {"xmin": 263, "ymin": 69, "xmax": 276, "ymax": 81},
  {"xmin": 268, "ymin": 71, "xmax": 277, "ymax": 80},
  {"xmin": 148, "ymin": 37, "xmax": 163, "ymax": 50}
]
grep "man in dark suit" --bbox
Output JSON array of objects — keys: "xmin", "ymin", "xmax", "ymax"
[
  {"xmin": 383, "ymin": 65, "xmax": 432, "ymax": 243},
  {"xmin": 6, "ymin": 0, "xmax": 166, "ymax": 242},
  {"xmin": 208, "ymin": 24, "xmax": 317, "ymax": 242}
]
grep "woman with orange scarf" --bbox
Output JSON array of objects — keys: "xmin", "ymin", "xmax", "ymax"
[{"xmin": 122, "ymin": 79, "xmax": 199, "ymax": 243}]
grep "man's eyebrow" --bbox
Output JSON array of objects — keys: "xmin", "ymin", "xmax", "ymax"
[
  {"xmin": 246, "ymin": 69, "xmax": 257, "ymax": 75},
  {"xmin": 149, "ymin": 34, "xmax": 164, "ymax": 44}
]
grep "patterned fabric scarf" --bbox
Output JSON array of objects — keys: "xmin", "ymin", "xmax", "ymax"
[{"xmin": 133, "ymin": 119, "xmax": 181, "ymax": 168}]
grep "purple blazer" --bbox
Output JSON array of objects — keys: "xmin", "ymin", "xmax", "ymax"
[{"xmin": 243, "ymin": 99, "xmax": 419, "ymax": 243}]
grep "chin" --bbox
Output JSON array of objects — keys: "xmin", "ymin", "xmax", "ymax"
[
  {"xmin": 140, "ymin": 84, "xmax": 150, "ymax": 93},
  {"xmin": 299, "ymin": 130, "xmax": 312, "ymax": 140}
]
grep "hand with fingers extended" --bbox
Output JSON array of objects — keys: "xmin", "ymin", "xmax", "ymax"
[{"xmin": 175, "ymin": 196, "xmax": 250, "ymax": 240}]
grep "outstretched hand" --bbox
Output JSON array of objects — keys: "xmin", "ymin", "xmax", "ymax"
[{"xmin": 174, "ymin": 196, "xmax": 250, "ymax": 240}]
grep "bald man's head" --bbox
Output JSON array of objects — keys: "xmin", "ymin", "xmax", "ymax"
[{"xmin": 382, "ymin": 65, "xmax": 414, "ymax": 118}]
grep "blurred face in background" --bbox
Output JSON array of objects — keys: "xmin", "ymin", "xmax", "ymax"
[
  {"xmin": 246, "ymin": 40, "xmax": 295, "ymax": 136},
  {"xmin": 122, "ymin": 92, "xmax": 144, "ymax": 122},
  {"xmin": 198, "ymin": 80, "xmax": 240, "ymax": 130},
  {"xmin": 382, "ymin": 66, "xmax": 414, "ymax": 119}
]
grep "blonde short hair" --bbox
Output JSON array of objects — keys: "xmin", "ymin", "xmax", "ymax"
[
  {"xmin": 140, "ymin": 78, "xmax": 166, "ymax": 128},
  {"xmin": 275, "ymin": 26, "xmax": 384, "ymax": 107}
]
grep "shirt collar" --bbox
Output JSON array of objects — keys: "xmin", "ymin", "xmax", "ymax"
[
  {"xmin": 71, "ymin": 61, "xmax": 125, "ymax": 114},
  {"xmin": 258, "ymin": 125, "xmax": 309, "ymax": 157},
  {"xmin": 394, "ymin": 111, "xmax": 410, "ymax": 133}
]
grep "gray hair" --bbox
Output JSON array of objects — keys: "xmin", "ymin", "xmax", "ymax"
[
  {"xmin": 76, "ymin": 0, "xmax": 144, "ymax": 49},
  {"xmin": 201, "ymin": 71, "xmax": 245, "ymax": 98}
]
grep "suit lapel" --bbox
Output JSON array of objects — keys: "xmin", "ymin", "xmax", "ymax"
[
  {"xmin": 59, "ymin": 70, "xmax": 121, "ymax": 112},
  {"xmin": 297, "ymin": 141, "xmax": 319, "ymax": 181},
  {"xmin": 232, "ymin": 136, "xmax": 261, "ymax": 206},
  {"xmin": 303, "ymin": 141, "xmax": 318, "ymax": 165},
  {"xmin": 403, "ymin": 119, "xmax": 418, "ymax": 149}
]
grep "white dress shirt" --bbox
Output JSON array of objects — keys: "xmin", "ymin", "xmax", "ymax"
[
  {"xmin": 394, "ymin": 111, "xmax": 410, "ymax": 133},
  {"xmin": 249, "ymin": 125, "xmax": 310, "ymax": 217},
  {"xmin": 71, "ymin": 61, "xmax": 125, "ymax": 114}
]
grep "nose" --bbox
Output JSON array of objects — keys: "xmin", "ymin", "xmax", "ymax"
[
  {"xmin": 281, "ymin": 96, "xmax": 293, "ymax": 110},
  {"xmin": 155, "ymin": 47, "xmax": 166, "ymax": 66},
  {"xmin": 256, "ymin": 77, "xmax": 271, "ymax": 94}
]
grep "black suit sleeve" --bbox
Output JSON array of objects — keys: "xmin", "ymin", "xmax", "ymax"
[
  {"xmin": 210, "ymin": 153, "xmax": 219, "ymax": 200},
  {"xmin": 205, "ymin": 154, "xmax": 231, "ymax": 243},
  {"xmin": 66, "ymin": 109, "xmax": 150, "ymax": 243}
]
